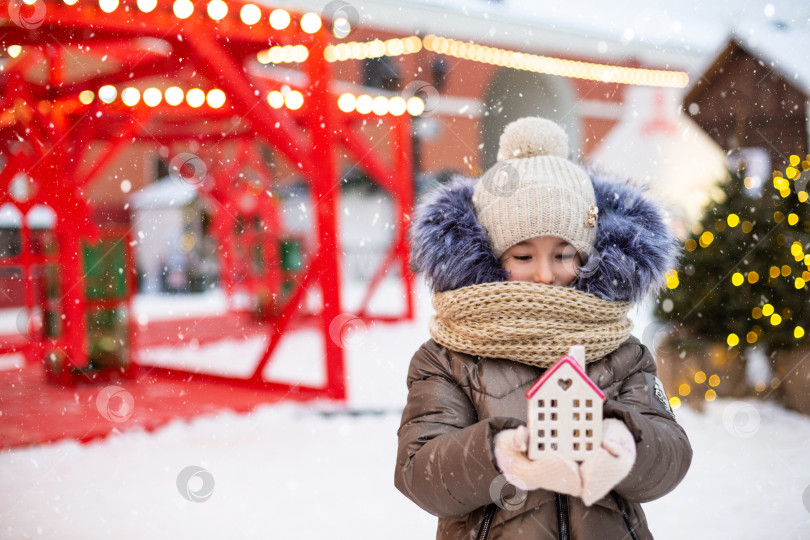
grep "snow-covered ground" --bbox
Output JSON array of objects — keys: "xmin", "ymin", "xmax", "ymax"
[{"xmin": 2, "ymin": 281, "xmax": 810, "ymax": 539}]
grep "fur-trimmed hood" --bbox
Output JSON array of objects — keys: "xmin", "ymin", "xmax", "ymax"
[{"xmin": 409, "ymin": 171, "xmax": 679, "ymax": 304}]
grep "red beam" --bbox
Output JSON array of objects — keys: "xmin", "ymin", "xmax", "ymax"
[
  {"xmin": 250, "ymin": 252, "xmax": 323, "ymax": 381},
  {"xmin": 187, "ymin": 32, "xmax": 317, "ymax": 177},
  {"xmin": 339, "ymin": 125, "xmax": 401, "ymax": 196}
]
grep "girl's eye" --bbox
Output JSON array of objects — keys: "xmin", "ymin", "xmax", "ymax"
[{"xmin": 513, "ymin": 255, "xmax": 532, "ymax": 261}]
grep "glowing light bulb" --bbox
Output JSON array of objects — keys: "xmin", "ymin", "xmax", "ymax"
[
  {"xmin": 388, "ymin": 96, "xmax": 406, "ymax": 116},
  {"xmin": 173, "ymin": 0, "xmax": 193, "ymax": 19},
  {"xmin": 406, "ymin": 96, "xmax": 425, "ymax": 116},
  {"xmin": 332, "ymin": 17, "xmax": 351, "ymax": 39},
  {"xmin": 727, "ymin": 214, "xmax": 739, "ymax": 227},
  {"xmin": 300, "ymin": 12, "xmax": 322, "ymax": 33},
  {"xmin": 337, "ymin": 93, "xmax": 356, "ymax": 113},
  {"xmin": 257, "ymin": 50, "xmax": 271, "ymax": 64},
  {"xmin": 8, "ymin": 45, "xmax": 22, "ymax": 58},
  {"xmin": 143, "ymin": 87, "xmax": 162, "ymax": 107},
  {"xmin": 121, "ymin": 87, "xmax": 140, "ymax": 107},
  {"xmin": 267, "ymin": 91, "xmax": 284, "ymax": 109},
  {"xmin": 372, "ymin": 96, "xmax": 389, "ymax": 116},
  {"xmin": 98, "ymin": 85, "xmax": 118, "ymax": 104},
  {"xmin": 78, "ymin": 90, "xmax": 94, "ymax": 104},
  {"xmin": 186, "ymin": 88, "xmax": 205, "ymax": 108},
  {"xmin": 669, "ymin": 396, "xmax": 681, "ymax": 410},
  {"xmin": 206, "ymin": 89, "xmax": 226, "ymax": 109},
  {"xmin": 164, "ymin": 86, "xmax": 184, "ymax": 106},
  {"xmin": 355, "ymin": 94, "xmax": 373, "ymax": 114},
  {"xmin": 284, "ymin": 90, "xmax": 303, "ymax": 110},
  {"xmin": 293, "ymin": 45, "xmax": 309, "ymax": 62},
  {"xmin": 240, "ymin": 4, "xmax": 261, "ymax": 25},
  {"xmin": 269, "ymin": 9, "xmax": 290, "ymax": 29},
  {"xmin": 699, "ymin": 231, "xmax": 714, "ymax": 247},
  {"xmin": 99, "ymin": 0, "xmax": 118, "ymax": 13},
  {"xmin": 137, "ymin": 0, "xmax": 156, "ymax": 12},
  {"xmin": 207, "ymin": 0, "xmax": 227, "ymax": 20}
]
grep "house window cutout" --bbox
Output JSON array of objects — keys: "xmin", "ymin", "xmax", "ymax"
[
  {"xmin": 586, "ymin": 399, "xmax": 593, "ymax": 407},
  {"xmin": 573, "ymin": 412, "xmax": 580, "ymax": 421},
  {"xmin": 573, "ymin": 399, "xmax": 580, "ymax": 407},
  {"xmin": 551, "ymin": 399, "xmax": 558, "ymax": 407},
  {"xmin": 551, "ymin": 442, "xmax": 558, "ymax": 450},
  {"xmin": 538, "ymin": 412, "xmax": 545, "ymax": 421},
  {"xmin": 551, "ymin": 412, "xmax": 557, "ymax": 421},
  {"xmin": 573, "ymin": 429, "xmax": 580, "ymax": 437},
  {"xmin": 573, "ymin": 442, "xmax": 580, "ymax": 451},
  {"xmin": 586, "ymin": 413, "xmax": 593, "ymax": 421},
  {"xmin": 586, "ymin": 442, "xmax": 593, "ymax": 451},
  {"xmin": 538, "ymin": 429, "xmax": 545, "ymax": 437},
  {"xmin": 538, "ymin": 443, "xmax": 545, "ymax": 451},
  {"xmin": 586, "ymin": 429, "xmax": 593, "ymax": 437},
  {"xmin": 551, "ymin": 429, "xmax": 557, "ymax": 438},
  {"xmin": 538, "ymin": 399, "xmax": 544, "ymax": 407}
]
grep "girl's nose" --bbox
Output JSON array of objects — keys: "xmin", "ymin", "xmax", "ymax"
[{"xmin": 533, "ymin": 260, "xmax": 555, "ymax": 284}]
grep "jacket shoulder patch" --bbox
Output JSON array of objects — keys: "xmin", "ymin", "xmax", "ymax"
[{"xmin": 643, "ymin": 372, "xmax": 676, "ymax": 420}]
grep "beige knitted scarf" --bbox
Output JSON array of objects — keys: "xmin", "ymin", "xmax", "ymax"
[{"xmin": 429, "ymin": 281, "xmax": 633, "ymax": 368}]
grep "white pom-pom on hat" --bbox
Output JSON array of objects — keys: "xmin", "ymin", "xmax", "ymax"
[{"xmin": 497, "ymin": 117, "xmax": 569, "ymax": 162}]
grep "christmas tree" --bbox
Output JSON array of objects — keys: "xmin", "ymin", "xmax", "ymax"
[{"xmin": 656, "ymin": 154, "xmax": 810, "ymax": 391}]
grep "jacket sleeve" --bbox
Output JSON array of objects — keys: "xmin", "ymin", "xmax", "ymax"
[
  {"xmin": 394, "ymin": 342, "xmax": 522, "ymax": 518},
  {"xmin": 603, "ymin": 344, "xmax": 693, "ymax": 503}
]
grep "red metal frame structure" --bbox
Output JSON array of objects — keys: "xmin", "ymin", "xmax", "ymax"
[{"xmin": 0, "ymin": 0, "xmax": 415, "ymax": 400}]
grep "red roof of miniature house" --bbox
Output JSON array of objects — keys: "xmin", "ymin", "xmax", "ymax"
[{"xmin": 525, "ymin": 355, "xmax": 606, "ymax": 400}]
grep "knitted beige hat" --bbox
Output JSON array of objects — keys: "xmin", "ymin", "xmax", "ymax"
[{"xmin": 472, "ymin": 117, "xmax": 598, "ymax": 258}]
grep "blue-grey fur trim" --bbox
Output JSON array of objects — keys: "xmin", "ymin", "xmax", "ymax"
[
  {"xmin": 408, "ymin": 172, "xmax": 680, "ymax": 303},
  {"xmin": 408, "ymin": 176, "xmax": 507, "ymax": 293},
  {"xmin": 576, "ymin": 171, "xmax": 681, "ymax": 303}
]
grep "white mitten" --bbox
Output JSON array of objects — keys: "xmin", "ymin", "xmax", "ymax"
[
  {"xmin": 579, "ymin": 418, "xmax": 637, "ymax": 506},
  {"xmin": 494, "ymin": 425, "xmax": 582, "ymax": 497}
]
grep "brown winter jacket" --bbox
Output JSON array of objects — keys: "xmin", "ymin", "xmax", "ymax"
[{"xmin": 395, "ymin": 337, "xmax": 692, "ymax": 540}]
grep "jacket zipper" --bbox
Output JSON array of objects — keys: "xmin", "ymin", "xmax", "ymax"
[
  {"xmin": 610, "ymin": 492, "xmax": 640, "ymax": 540},
  {"xmin": 476, "ymin": 504, "xmax": 496, "ymax": 540},
  {"xmin": 555, "ymin": 493, "xmax": 570, "ymax": 540}
]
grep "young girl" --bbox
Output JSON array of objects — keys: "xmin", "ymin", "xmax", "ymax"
[{"xmin": 395, "ymin": 117, "xmax": 692, "ymax": 539}]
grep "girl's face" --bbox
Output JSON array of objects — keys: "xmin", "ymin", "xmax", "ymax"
[{"xmin": 500, "ymin": 236, "xmax": 582, "ymax": 286}]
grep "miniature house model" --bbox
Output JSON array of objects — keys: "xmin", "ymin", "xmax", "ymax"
[{"xmin": 526, "ymin": 346, "xmax": 605, "ymax": 462}]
